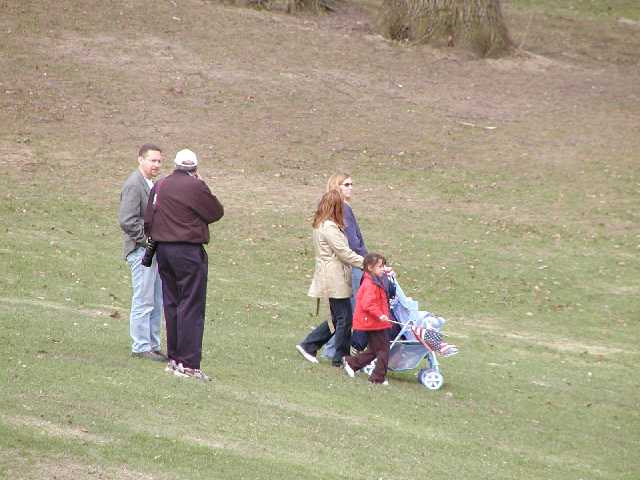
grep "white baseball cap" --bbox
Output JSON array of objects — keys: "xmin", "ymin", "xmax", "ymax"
[{"xmin": 174, "ymin": 148, "xmax": 198, "ymax": 168}]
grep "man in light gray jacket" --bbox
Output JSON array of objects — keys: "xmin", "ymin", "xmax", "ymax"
[{"xmin": 118, "ymin": 144, "xmax": 166, "ymax": 361}]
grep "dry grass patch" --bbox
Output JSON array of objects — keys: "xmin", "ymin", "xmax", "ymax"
[
  {"xmin": 0, "ymin": 296, "xmax": 124, "ymax": 319},
  {"xmin": 463, "ymin": 317, "xmax": 632, "ymax": 356},
  {"xmin": 185, "ymin": 433, "xmax": 322, "ymax": 466},
  {"xmin": 2, "ymin": 415, "xmax": 111, "ymax": 445},
  {"xmin": 0, "ymin": 449, "xmax": 160, "ymax": 480}
]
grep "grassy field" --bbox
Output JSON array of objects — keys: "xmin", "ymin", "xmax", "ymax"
[{"xmin": 1, "ymin": 0, "xmax": 639, "ymax": 479}]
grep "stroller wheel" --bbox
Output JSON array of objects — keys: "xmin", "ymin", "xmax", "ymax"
[{"xmin": 418, "ymin": 368, "xmax": 444, "ymax": 390}]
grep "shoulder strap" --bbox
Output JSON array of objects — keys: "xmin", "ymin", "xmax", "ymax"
[{"xmin": 147, "ymin": 178, "xmax": 165, "ymax": 239}]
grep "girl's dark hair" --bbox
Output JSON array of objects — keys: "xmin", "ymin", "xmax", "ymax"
[{"xmin": 363, "ymin": 253, "xmax": 386, "ymax": 273}]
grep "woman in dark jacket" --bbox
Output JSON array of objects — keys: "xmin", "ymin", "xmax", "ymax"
[
  {"xmin": 326, "ymin": 173, "xmax": 367, "ymax": 306},
  {"xmin": 326, "ymin": 173, "xmax": 373, "ymax": 352}
]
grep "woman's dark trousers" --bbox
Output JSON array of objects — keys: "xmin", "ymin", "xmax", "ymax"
[{"xmin": 300, "ymin": 298, "xmax": 352, "ymax": 365}]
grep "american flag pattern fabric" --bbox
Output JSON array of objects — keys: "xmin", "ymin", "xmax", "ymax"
[
  {"xmin": 412, "ymin": 325, "xmax": 459, "ymax": 357},
  {"xmin": 423, "ymin": 328, "xmax": 443, "ymax": 349},
  {"xmin": 412, "ymin": 326, "xmax": 442, "ymax": 350}
]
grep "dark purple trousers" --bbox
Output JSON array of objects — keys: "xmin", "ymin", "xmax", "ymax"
[
  {"xmin": 345, "ymin": 329, "xmax": 390, "ymax": 384},
  {"xmin": 156, "ymin": 242, "xmax": 208, "ymax": 369}
]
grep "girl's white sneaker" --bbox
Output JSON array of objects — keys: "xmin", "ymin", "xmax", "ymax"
[{"xmin": 343, "ymin": 359, "xmax": 356, "ymax": 378}]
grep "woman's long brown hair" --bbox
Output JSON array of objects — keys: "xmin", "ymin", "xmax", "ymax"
[{"xmin": 312, "ymin": 190, "xmax": 345, "ymax": 230}]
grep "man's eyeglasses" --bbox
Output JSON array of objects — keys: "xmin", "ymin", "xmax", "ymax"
[{"xmin": 342, "ymin": 182, "xmax": 353, "ymax": 187}]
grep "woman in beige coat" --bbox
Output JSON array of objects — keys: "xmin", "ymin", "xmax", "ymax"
[{"xmin": 296, "ymin": 190, "xmax": 364, "ymax": 367}]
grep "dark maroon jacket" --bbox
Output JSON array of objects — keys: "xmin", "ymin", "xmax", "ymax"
[{"xmin": 144, "ymin": 170, "xmax": 224, "ymax": 244}]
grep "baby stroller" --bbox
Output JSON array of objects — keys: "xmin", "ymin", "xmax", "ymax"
[
  {"xmin": 365, "ymin": 278, "xmax": 458, "ymax": 390},
  {"xmin": 324, "ymin": 276, "xmax": 459, "ymax": 390}
]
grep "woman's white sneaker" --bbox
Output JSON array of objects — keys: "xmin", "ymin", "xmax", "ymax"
[
  {"xmin": 296, "ymin": 345, "xmax": 319, "ymax": 364},
  {"xmin": 343, "ymin": 359, "xmax": 356, "ymax": 378}
]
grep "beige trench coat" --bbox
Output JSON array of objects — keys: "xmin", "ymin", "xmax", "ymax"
[{"xmin": 308, "ymin": 220, "xmax": 364, "ymax": 299}]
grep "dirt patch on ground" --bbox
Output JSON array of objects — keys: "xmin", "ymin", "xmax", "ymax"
[
  {"xmin": 1, "ymin": 418, "xmax": 169, "ymax": 479},
  {"xmin": 462, "ymin": 318, "xmax": 632, "ymax": 356},
  {"xmin": 211, "ymin": 381, "xmax": 367, "ymax": 425},
  {"xmin": 185, "ymin": 434, "xmax": 321, "ymax": 465},
  {"xmin": 1, "ymin": 0, "xmax": 638, "ymax": 204},
  {"xmin": 2, "ymin": 414, "xmax": 111, "ymax": 444},
  {"xmin": 0, "ymin": 448, "xmax": 160, "ymax": 480},
  {"xmin": 607, "ymin": 285, "xmax": 640, "ymax": 295},
  {"xmin": 0, "ymin": 142, "xmax": 34, "ymax": 168},
  {"xmin": 0, "ymin": 296, "xmax": 125, "ymax": 319},
  {"xmin": 502, "ymin": 331, "xmax": 628, "ymax": 356}
]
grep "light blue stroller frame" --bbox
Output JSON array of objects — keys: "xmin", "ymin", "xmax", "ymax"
[
  {"xmin": 372, "ymin": 280, "xmax": 458, "ymax": 390},
  {"xmin": 323, "ymin": 277, "xmax": 459, "ymax": 390}
]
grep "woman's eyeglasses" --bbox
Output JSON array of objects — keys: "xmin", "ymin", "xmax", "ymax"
[{"xmin": 342, "ymin": 182, "xmax": 353, "ymax": 187}]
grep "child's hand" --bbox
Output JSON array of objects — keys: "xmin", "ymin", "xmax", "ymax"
[{"xmin": 380, "ymin": 315, "xmax": 389, "ymax": 322}]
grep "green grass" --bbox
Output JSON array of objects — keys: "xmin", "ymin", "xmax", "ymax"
[
  {"xmin": 1, "ymin": 0, "xmax": 640, "ymax": 478},
  {"xmin": 1, "ymin": 153, "xmax": 638, "ymax": 479}
]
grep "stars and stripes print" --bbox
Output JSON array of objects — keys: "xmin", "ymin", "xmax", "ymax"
[
  {"xmin": 412, "ymin": 325, "xmax": 443, "ymax": 350},
  {"xmin": 412, "ymin": 325, "xmax": 459, "ymax": 357}
]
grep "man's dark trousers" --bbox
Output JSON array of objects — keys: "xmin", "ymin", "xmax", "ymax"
[{"xmin": 156, "ymin": 242, "xmax": 208, "ymax": 369}]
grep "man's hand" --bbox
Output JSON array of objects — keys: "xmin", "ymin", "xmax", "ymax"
[{"xmin": 190, "ymin": 170, "xmax": 205, "ymax": 182}]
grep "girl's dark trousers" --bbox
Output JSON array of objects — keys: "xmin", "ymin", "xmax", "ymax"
[{"xmin": 345, "ymin": 329, "xmax": 390, "ymax": 383}]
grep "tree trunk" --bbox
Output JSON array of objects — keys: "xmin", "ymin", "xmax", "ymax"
[{"xmin": 379, "ymin": 0, "xmax": 512, "ymax": 56}]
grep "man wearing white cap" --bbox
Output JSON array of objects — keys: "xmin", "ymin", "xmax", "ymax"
[{"xmin": 144, "ymin": 148, "xmax": 224, "ymax": 380}]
